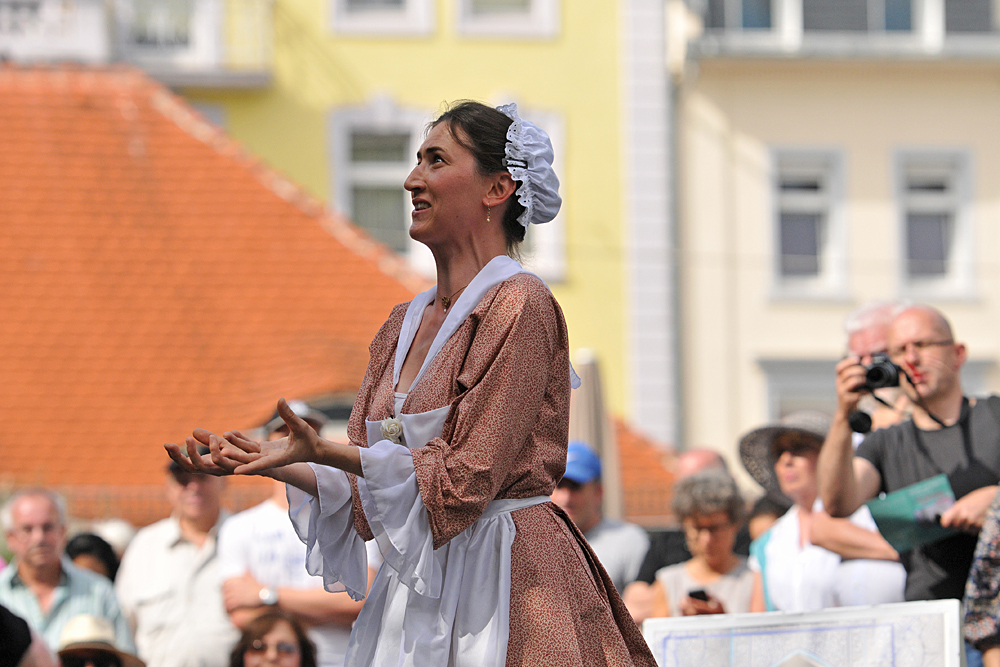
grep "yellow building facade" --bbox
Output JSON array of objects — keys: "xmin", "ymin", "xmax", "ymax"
[{"xmin": 178, "ymin": 0, "xmax": 679, "ymax": 433}]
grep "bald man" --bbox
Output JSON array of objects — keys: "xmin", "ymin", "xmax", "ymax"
[{"xmin": 819, "ymin": 305, "xmax": 1000, "ymax": 605}]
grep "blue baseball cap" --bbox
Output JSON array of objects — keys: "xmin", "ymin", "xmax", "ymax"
[{"xmin": 563, "ymin": 441, "xmax": 602, "ymax": 484}]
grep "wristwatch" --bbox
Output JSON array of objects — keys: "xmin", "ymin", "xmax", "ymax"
[{"xmin": 258, "ymin": 587, "xmax": 279, "ymax": 607}]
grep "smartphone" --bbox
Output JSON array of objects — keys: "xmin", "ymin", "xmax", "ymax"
[{"xmin": 688, "ymin": 589, "xmax": 709, "ymax": 602}]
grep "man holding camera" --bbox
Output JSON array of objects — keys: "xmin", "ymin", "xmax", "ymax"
[{"xmin": 818, "ymin": 304, "xmax": 1000, "ymax": 604}]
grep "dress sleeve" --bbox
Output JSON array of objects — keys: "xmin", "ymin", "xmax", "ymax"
[
  {"xmin": 410, "ymin": 280, "xmax": 568, "ymax": 549},
  {"xmin": 964, "ymin": 487, "xmax": 1000, "ymax": 650},
  {"xmin": 286, "ymin": 464, "xmax": 371, "ymax": 601}
]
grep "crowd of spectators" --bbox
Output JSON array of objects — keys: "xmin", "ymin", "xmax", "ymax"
[{"xmin": 3, "ymin": 299, "xmax": 1000, "ymax": 666}]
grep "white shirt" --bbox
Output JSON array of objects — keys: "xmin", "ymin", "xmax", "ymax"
[
  {"xmin": 217, "ymin": 500, "xmax": 383, "ymax": 667},
  {"xmin": 750, "ymin": 502, "xmax": 905, "ymax": 611},
  {"xmin": 115, "ymin": 514, "xmax": 238, "ymax": 667}
]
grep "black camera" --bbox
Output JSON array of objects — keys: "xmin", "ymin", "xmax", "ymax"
[{"xmin": 863, "ymin": 353, "xmax": 901, "ymax": 390}]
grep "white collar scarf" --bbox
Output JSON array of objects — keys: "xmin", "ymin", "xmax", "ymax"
[{"xmin": 392, "ymin": 255, "xmax": 580, "ymax": 395}]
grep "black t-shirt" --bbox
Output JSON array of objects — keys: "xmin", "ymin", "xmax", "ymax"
[
  {"xmin": 856, "ymin": 396, "xmax": 1000, "ymax": 601},
  {"xmin": 0, "ymin": 604, "xmax": 32, "ymax": 667}
]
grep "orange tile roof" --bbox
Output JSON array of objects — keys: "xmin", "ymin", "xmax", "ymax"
[
  {"xmin": 0, "ymin": 65, "xmax": 426, "ymax": 508},
  {"xmin": 616, "ymin": 418, "xmax": 678, "ymax": 527}
]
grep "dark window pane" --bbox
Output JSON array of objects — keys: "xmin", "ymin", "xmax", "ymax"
[
  {"xmin": 780, "ymin": 213, "xmax": 822, "ymax": 276},
  {"xmin": 346, "ymin": 0, "xmax": 404, "ymax": 9},
  {"xmin": 353, "ymin": 187, "xmax": 409, "ymax": 253},
  {"xmin": 906, "ymin": 177, "xmax": 948, "ymax": 192},
  {"xmin": 907, "ymin": 213, "xmax": 951, "ymax": 276},
  {"xmin": 885, "ymin": 0, "xmax": 913, "ymax": 30},
  {"xmin": 705, "ymin": 0, "xmax": 725, "ymax": 28},
  {"xmin": 743, "ymin": 0, "xmax": 771, "ymax": 28},
  {"xmin": 470, "ymin": 0, "xmax": 531, "ymax": 15},
  {"xmin": 351, "ymin": 132, "xmax": 409, "ymax": 162},
  {"xmin": 945, "ymin": 0, "xmax": 992, "ymax": 33},
  {"xmin": 780, "ymin": 176, "xmax": 822, "ymax": 192},
  {"xmin": 804, "ymin": 0, "xmax": 867, "ymax": 31}
]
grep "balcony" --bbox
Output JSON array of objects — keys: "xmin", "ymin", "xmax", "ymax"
[{"xmin": 0, "ymin": 0, "xmax": 272, "ymax": 89}]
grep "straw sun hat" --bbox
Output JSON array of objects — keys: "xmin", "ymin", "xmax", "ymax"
[
  {"xmin": 58, "ymin": 615, "xmax": 145, "ymax": 667},
  {"xmin": 738, "ymin": 410, "xmax": 832, "ymax": 502}
]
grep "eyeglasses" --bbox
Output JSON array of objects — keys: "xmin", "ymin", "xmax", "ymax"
[
  {"xmin": 248, "ymin": 640, "xmax": 299, "ymax": 657},
  {"xmin": 62, "ymin": 653, "xmax": 122, "ymax": 667},
  {"xmin": 888, "ymin": 339, "xmax": 953, "ymax": 361}
]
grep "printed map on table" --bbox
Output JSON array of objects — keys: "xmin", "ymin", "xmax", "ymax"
[{"xmin": 642, "ymin": 600, "xmax": 963, "ymax": 667}]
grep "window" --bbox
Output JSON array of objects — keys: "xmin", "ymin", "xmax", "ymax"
[
  {"xmin": 897, "ymin": 151, "xmax": 973, "ymax": 296},
  {"xmin": 115, "ymin": 0, "xmax": 222, "ymax": 68},
  {"xmin": 802, "ymin": 0, "xmax": 913, "ymax": 32},
  {"xmin": 945, "ymin": 0, "xmax": 992, "ymax": 33},
  {"xmin": 456, "ymin": 0, "xmax": 559, "ymax": 37},
  {"xmin": 330, "ymin": 0, "xmax": 433, "ymax": 35},
  {"xmin": 704, "ymin": 0, "xmax": 772, "ymax": 29},
  {"xmin": 330, "ymin": 101, "xmax": 431, "ymax": 270},
  {"xmin": 759, "ymin": 359, "xmax": 838, "ymax": 421},
  {"xmin": 772, "ymin": 150, "xmax": 845, "ymax": 297}
]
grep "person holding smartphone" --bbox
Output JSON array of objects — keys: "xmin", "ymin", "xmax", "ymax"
[{"xmin": 641, "ymin": 470, "xmax": 755, "ymax": 621}]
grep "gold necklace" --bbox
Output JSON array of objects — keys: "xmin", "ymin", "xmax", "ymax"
[{"xmin": 438, "ymin": 284, "xmax": 468, "ymax": 311}]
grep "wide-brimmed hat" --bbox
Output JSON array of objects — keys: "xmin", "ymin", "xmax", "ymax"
[
  {"xmin": 58, "ymin": 614, "xmax": 145, "ymax": 667},
  {"xmin": 738, "ymin": 411, "xmax": 831, "ymax": 499}
]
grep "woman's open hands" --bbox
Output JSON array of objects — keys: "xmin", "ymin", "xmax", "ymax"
[
  {"xmin": 164, "ymin": 428, "xmax": 257, "ymax": 476},
  {"xmin": 224, "ymin": 398, "xmax": 325, "ymax": 475}
]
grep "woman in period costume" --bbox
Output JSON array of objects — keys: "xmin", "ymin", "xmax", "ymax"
[{"xmin": 167, "ymin": 101, "xmax": 655, "ymax": 667}]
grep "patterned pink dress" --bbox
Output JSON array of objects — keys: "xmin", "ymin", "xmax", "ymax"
[{"xmin": 291, "ymin": 258, "xmax": 654, "ymax": 666}]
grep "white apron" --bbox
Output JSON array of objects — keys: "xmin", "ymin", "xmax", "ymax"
[{"xmin": 287, "ymin": 256, "xmax": 578, "ymax": 667}]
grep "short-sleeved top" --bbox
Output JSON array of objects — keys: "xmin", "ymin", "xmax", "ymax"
[
  {"xmin": 653, "ymin": 558, "xmax": 755, "ymax": 617},
  {"xmin": 584, "ymin": 518, "xmax": 650, "ymax": 594},
  {"xmin": 856, "ymin": 396, "xmax": 1000, "ymax": 601}
]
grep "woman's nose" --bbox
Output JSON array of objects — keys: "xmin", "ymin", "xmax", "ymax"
[{"xmin": 404, "ymin": 165, "xmax": 421, "ymax": 192}]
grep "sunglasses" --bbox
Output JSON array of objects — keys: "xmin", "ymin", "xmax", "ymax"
[
  {"xmin": 62, "ymin": 654, "xmax": 122, "ymax": 667},
  {"xmin": 773, "ymin": 443, "xmax": 818, "ymax": 458},
  {"xmin": 247, "ymin": 640, "xmax": 299, "ymax": 657}
]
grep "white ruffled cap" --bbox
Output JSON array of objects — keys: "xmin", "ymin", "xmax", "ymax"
[{"xmin": 496, "ymin": 103, "xmax": 562, "ymax": 227}]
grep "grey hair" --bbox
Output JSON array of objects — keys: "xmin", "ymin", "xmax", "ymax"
[
  {"xmin": 1, "ymin": 488, "xmax": 69, "ymax": 533},
  {"xmin": 671, "ymin": 469, "xmax": 745, "ymax": 525},
  {"xmin": 844, "ymin": 300, "xmax": 908, "ymax": 337}
]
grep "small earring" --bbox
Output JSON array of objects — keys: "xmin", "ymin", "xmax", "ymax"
[{"xmin": 486, "ymin": 207, "xmax": 491, "ymax": 224}]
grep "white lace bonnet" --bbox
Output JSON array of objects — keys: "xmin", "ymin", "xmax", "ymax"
[{"xmin": 496, "ymin": 103, "xmax": 562, "ymax": 227}]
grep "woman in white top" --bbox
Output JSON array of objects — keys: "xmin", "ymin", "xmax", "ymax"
[
  {"xmin": 741, "ymin": 412, "xmax": 906, "ymax": 612},
  {"xmin": 643, "ymin": 470, "xmax": 755, "ymax": 621}
]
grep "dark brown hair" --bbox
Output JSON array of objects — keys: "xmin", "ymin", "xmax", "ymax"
[
  {"xmin": 229, "ymin": 611, "xmax": 316, "ymax": 667},
  {"xmin": 430, "ymin": 101, "xmax": 526, "ymax": 256}
]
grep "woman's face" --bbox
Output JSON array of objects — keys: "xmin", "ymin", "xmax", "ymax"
[
  {"xmin": 774, "ymin": 444, "xmax": 819, "ymax": 505},
  {"xmin": 243, "ymin": 620, "xmax": 301, "ymax": 667},
  {"xmin": 682, "ymin": 510, "xmax": 738, "ymax": 572},
  {"xmin": 403, "ymin": 122, "xmax": 495, "ymax": 250}
]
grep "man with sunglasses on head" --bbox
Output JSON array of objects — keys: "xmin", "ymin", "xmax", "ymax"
[
  {"xmin": 0, "ymin": 490, "xmax": 133, "ymax": 655},
  {"xmin": 818, "ymin": 305, "xmax": 1000, "ymax": 663},
  {"xmin": 115, "ymin": 449, "xmax": 238, "ymax": 667}
]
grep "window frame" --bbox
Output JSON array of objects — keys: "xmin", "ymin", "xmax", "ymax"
[
  {"xmin": 770, "ymin": 148, "xmax": 848, "ymax": 300},
  {"xmin": 455, "ymin": 0, "xmax": 560, "ymax": 38},
  {"xmin": 330, "ymin": 100, "xmax": 435, "ymax": 273},
  {"xmin": 895, "ymin": 149, "xmax": 974, "ymax": 300},
  {"xmin": 329, "ymin": 0, "xmax": 434, "ymax": 36}
]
